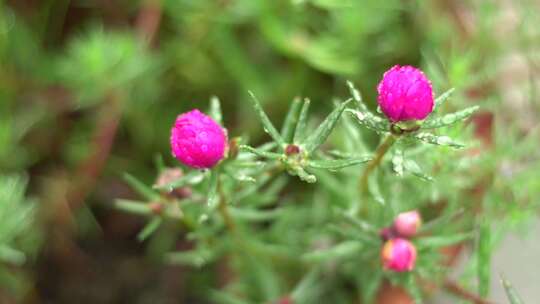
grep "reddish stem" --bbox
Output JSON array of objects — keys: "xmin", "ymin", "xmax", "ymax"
[{"xmin": 443, "ymin": 280, "xmax": 495, "ymax": 304}]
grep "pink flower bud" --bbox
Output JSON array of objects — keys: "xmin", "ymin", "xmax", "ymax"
[
  {"xmin": 393, "ymin": 210, "xmax": 422, "ymax": 238},
  {"xmin": 381, "ymin": 238, "xmax": 417, "ymax": 272},
  {"xmin": 170, "ymin": 109, "xmax": 227, "ymax": 169},
  {"xmin": 377, "ymin": 65, "xmax": 434, "ymax": 122}
]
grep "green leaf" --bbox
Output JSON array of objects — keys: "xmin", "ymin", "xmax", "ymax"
[
  {"xmin": 209, "ymin": 96, "xmax": 223, "ymax": 125},
  {"xmin": 207, "ymin": 169, "xmax": 220, "ymax": 209},
  {"xmin": 420, "ymin": 209, "xmax": 464, "ymax": 233},
  {"xmin": 412, "ymin": 132, "xmax": 465, "ymax": 148},
  {"xmin": 392, "ymin": 147, "xmax": 404, "ymax": 176},
  {"xmin": 229, "ymin": 207, "xmax": 283, "ymax": 222},
  {"xmin": 154, "ymin": 154, "xmax": 165, "ymax": 172},
  {"xmin": 288, "ymin": 166, "xmax": 316, "ymax": 183},
  {"xmin": 360, "ymin": 270, "xmax": 382, "ymax": 304},
  {"xmin": 303, "ymin": 99, "xmax": 351, "ymax": 153},
  {"xmin": 477, "ymin": 221, "xmax": 491, "ymax": 297},
  {"xmin": 326, "ymin": 224, "xmax": 378, "ymax": 245},
  {"xmin": 224, "ymin": 167, "xmax": 256, "ymax": 183},
  {"xmin": 115, "ymin": 199, "xmax": 152, "ymax": 216},
  {"xmin": 137, "ymin": 217, "xmax": 162, "ymax": 241},
  {"xmin": 291, "ymin": 268, "xmax": 322, "ymax": 303},
  {"xmin": 208, "ymin": 290, "xmax": 249, "ymax": 304},
  {"xmin": 434, "ymin": 88, "xmax": 455, "ymax": 110},
  {"xmin": 346, "ymin": 109, "xmax": 390, "ymax": 133},
  {"xmin": 294, "ymin": 98, "xmax": 311, "ymax": 144},
  {"xmin": 308, "ymin": 156, "xmax": 372, "ymax": 170},
  {"xmin": 346, "ymin": 80, "xmax": 368, "ymax": 112},
  {"xmin": 405, "ymin": 274, "xmax": 423, "ymax": 304},
  {"xmin": 417, "ymin": 232, "xmax": 473, "ymax": 248},
  {"xmin": 123, "ymin": 173, "xmax": 160, "ymax": 200},
  {"xmin": 281, "ymin": 97, "xmax": 302, "ymax": 143},
  {"xmin": 0, "ymin": 245, "xmax": 26, "ymax": 265},
  {"xmin": 168, "ymin": 247, "xmax": 215, "ymax": 268},
  {"xmin": 247, "ymin": 91, "xmax": 285, "ymax": 146},
  {"xmin": 239, "ymin": 145, "xmax": 281, "ymax": 159},
  {"xmin": 303, "ymin": 241, "xmax": 362, "ymax": 262},
  {"xmin": 403, "ymin": 160, "xmax": 433, "ymax": 182},
  {"xmin": 422, "ymin": 106, "xmax": 479, "ymax": 129},
  {"xmin": 501, "ymin": 276, "xmax": 525, "ymax": 304},
  {"xmin": 341, "ymin": 212, "xmax": 379, "ymax": 234},
  {"xmin": 153, "ymin": 170, "xmax": 205, "ymax": 191}
]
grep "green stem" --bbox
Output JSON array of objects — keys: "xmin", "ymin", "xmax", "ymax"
[
  {"xmin": 217, "ymin": 177, "xmax": 236, "ymax": 232},
  {"xmin": 358, "ymin": 134, "xmax": 396, "ymax": 214}
]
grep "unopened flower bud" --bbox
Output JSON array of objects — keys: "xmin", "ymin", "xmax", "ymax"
[
  {"xmin": 381, "ymin": 238, "xmax": 417, "ymax": 272},
  {"xmin": 170, "ymin": 109, "xmax": 227, "ymax": 169},
  {"xmin": 377, "ymin": 65, "xmax": 434, "ymax": 122},
  {"xmin": 393, "ymin": 210, "xmax": 422, "ymax": 238},
  {"xmin": 285, "ymin": 144, "xmax": 300, "ymax": 155}
]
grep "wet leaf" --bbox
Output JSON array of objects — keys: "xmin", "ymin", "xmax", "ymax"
[
  {"xmin": 416, "ymin": 232, "xmax": 473, "ymax": 248},
  {"xmin": 209, "ymin": 96, "xmax": 223, "ymax": 125},
  {"xmin": 501, "ymin": 276, "xmax": 525, "ymax": 304},
  {"xmin": 294, "ymin": 98, "xmax": 311, "ymax": 144},
  {"xmin": 412, "ymin": 132, "xmax": 465, "ymax": 148},
  {"xmin": 137, "ymin": 217, "xmax": 162, "ymax": 241},
  {"xmin": 346, "ymin": 109, "xmax": 390, "ymax": 133},
  {"xmin": 423, "ymin": 106, "xmax": 479, "ymax": 129},
  {"xmin": 239, "ymin": 145, "xmax": 282, "ymax": 159},
  {"xmin": 434, "ymin": 88, "xmax": 455, "ymax": 110},
  {"xmin": 392, "ymin": 147, "xmax": 404, "ymax": 176},
  {"xmin": 115, "ymin": 199, "xmax": 151, "ymax": 215},
  {"xmin": 281, "ymin": 97, "xmax": 302, "ymax": 143},
  {"xmin": 308, "ymin": 156, "xmax": 372, "ymax": 170},
  {"xmin": 207, "ymin": 169, "xmax": 220, "ymax": 209},
  {"xmin": 248, "ymin": 91, "xmax": 285, "ymax": 146},
  {"xmin": 124, "ymin": 173, "xmax": 160, "ymax": 200},
  {"xmin": 346, "ymin": 80, "xmax": 368, "ymax": 112},
  {"xmin": 303, "ymin": 99, "xmax": 351, "ymax": 153}
]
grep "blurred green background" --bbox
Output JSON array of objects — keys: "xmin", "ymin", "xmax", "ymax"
[{"xmin": 1, "ymin": 0, "xmax": 539, "ymax": 303}]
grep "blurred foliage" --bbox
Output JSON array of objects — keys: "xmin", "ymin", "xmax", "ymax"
[{"xmin": 0, "ymin": 0, "xmax": 539, "ymax": 303}]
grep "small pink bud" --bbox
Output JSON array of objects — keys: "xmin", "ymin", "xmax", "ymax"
[
  {"xmin": 170, "ymin": 109, "xmax": 227, "ymax": 169},
  {"xmin": 381, "ymin": 238, "xmax": 417, "ymax": 272},
  {"xmin": 377, "ymin": 65, "xmax": 434, "ymax": 122},
  {"xmin": 393, "ymin": 210, "xmax": 422, "ymax": 238}
]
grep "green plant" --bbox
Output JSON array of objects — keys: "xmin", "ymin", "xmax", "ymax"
[{"xmin": 117, "ymin": 77, "xmax": 493, "ymax": 303}]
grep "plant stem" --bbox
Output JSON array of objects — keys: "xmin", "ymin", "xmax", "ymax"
[
  {"xmin": 356, "ymin": 134, "xmax": 396, "ymax": 216},
  {"xmin": 217, "ymin": 177, "xmax": 236, "ymax": 231},
  {"xmin": 358, "ymin": 134, "xmax": 396, "ymax": 195},
  {"xmin": 444, "ymin": 280, "xmax": 495, "ymax": 304}
]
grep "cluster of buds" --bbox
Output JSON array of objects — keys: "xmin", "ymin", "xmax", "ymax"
[{"xmin": 380, "ymin": 210, "xmax": 421, "ymax": 272}]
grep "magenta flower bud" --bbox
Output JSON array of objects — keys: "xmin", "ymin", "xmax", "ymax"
[
  {"xmin": 170, "ymin": 109, "xmax": 227, "ymax": 169},
  {"xmin": 394, "ymin": 210, "xmax": 422, "ymax": 238},
  {"xmin": 377, "ymin": 65, "xmax": 434, "ymax": 122},
  {"xmin": 381, "ymin": 238, "xmax": 417, "ymax": 272}
]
